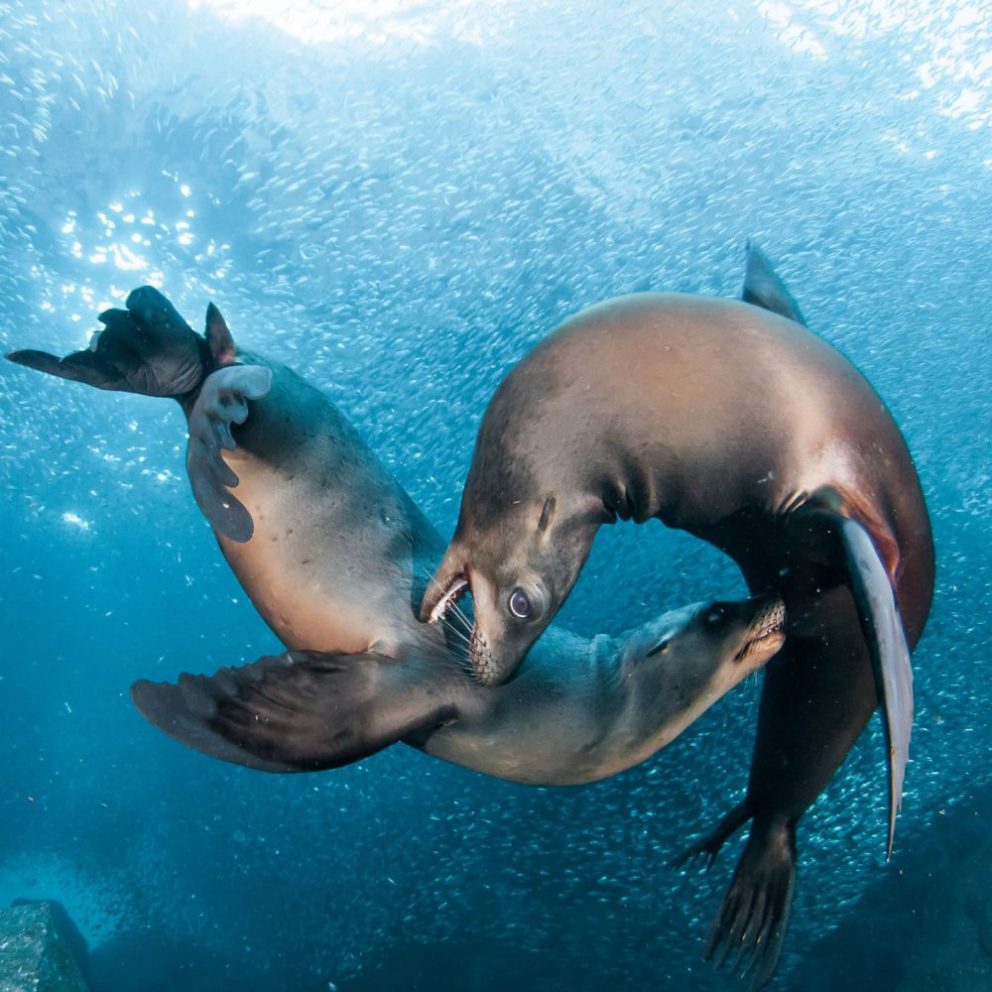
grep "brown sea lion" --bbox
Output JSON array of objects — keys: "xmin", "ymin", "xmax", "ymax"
[{"xmin": 421, "ymin": 246, "xmax": 935, "ymax": 983}]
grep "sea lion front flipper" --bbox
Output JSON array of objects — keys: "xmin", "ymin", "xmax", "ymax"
[
  {"xmin": 791, "ymin": 490, "xmax": 913, "ymax": 859},
  {"xmin": 740, "ymin": 242, "xmax": 807, "ymax": 327},
  {"xmin": 132, "ymin": 650, "xmax": 454, "ymax": 773},
  {"xmin": 7, "ymin": 287, "xmax": 208, "ymax": 396},
  {"xmin": 836, "ymin": 514, "xmax": 913, "ymax": 859},
  {"xmin": 186, "ymin": 363, "xmax": 273, "ymax": 543}
]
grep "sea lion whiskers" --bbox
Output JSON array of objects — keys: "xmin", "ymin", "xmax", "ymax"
[
  {"xmin": 425, "ymin": 631, "xmax": 479, "ymax": 683},
  {"xmin": 439, "ymin": 619, "xmax": 472, "ymax": 649},
  {"xmin": 423, "ymin": 563, "xmax": 499, "ymax": 686},
  {"xmin": 435, "ymin": 605, "xmax": 486, "ymax": 684},
  {"xmin": 425, "ymin": 619, "xmax": 481, "ymax": 686},
  {"xmin": 440, "ymin": 623, "xmax": 482, "ymax": 683},
  {"xmin": 413, "ymin": 564, "xmax": 482, "ymax": 680}
]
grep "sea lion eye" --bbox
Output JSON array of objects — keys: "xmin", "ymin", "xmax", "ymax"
[
  {"xmin": 704, "ymin": 605, "xmax": 728, "ymax": 627},
  {"xmin": 508, "ymin": 588, "xmax": 532, "ymax": 620},
  {"xmin": 646, "ymin": 638, "xmax": 670, "ymax": 658}
]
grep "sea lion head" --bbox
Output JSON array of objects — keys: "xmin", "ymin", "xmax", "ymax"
[
  {"xmin": 618, "ymin": 595, "xmax": 787, "ymax": 709},
  {"xmin": 562, "ymin": 595, "xmax": 786, "ymax": 764},
  {"xmin": 421, "ymin": 492, "xmax": 597, "ymax": 685}
]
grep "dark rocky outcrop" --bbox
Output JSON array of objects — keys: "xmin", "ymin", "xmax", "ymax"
[{"xmin": 0, "ymin": 901, "xmax": 91, "ymax": 992}]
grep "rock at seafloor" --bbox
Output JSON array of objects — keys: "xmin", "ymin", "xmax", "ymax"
[{"xmin": 0, "ymin": 901, "xmax": 91, "ymax": 992}]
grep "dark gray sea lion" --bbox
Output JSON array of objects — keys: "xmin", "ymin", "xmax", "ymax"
[
  {"xmin": 421, "ymin": 246, "xmax": 935, "ymax": 983},
  {"xmin": 6, "ymin": 289, "xmax": 784, "ymax": 784}
]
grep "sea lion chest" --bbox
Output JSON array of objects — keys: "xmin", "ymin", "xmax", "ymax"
[{"xmin": 203, "ymin": 360, "xmax": 426, "ymax": 656}]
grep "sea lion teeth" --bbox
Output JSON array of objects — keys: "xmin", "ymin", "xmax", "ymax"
[{"xmin": 428, "ymin": 574, "xmax": 469, "ymax": 625}]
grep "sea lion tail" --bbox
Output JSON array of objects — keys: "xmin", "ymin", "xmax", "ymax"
[{"xmin": 703, "ymin": 817, "xmax": 796, "ymax": 989}]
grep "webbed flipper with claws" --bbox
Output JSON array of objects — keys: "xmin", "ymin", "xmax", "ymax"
[{"xmin": 8, "ymin": 286, "xmax": 209, "ymax": 397}]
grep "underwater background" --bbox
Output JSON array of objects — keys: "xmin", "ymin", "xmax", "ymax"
[{"xmin": 1, "ymin": 0, "xmax": 990, "ymax": 989}]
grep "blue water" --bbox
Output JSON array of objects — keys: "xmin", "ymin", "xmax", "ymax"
[{"xmin": 1, "ymin": 1, "xmax": 989, "ymax": 989}]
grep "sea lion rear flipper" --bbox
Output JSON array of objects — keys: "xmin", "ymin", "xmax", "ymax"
[
  {"xmin": 740, "ymin": 242, "xmax": 807, "ymax": 327},
  {"xmin": 669, "ymin": 799, "xmax": 752, "ymax": 870},
  {"xmin": 704, "ymin": 818, "xmax": 796, "ymax": 989},
  {"xmin": 132, "ymin": 650, "xmax": 452, "ymax": 772},
  {"xmin": 186, "ymin": 363, "xmax": 273, "ymax": 543},
  {"xmin": 836, "ymin": 514, "xmax": 913, "ymax": 859},
  {"xmin": 7, "ymin": 287, "xmax": 208, "ymax": 396},
  {"xmin": 7, "ymin": 345, "xmax": 130, "ymax": 390}
]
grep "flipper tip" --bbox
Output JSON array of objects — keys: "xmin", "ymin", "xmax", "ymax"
[{"xmin": 741, "ymin": 243, "xmax": 807, "ymax": 327}]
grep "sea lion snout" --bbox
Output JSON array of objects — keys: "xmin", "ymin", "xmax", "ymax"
[
  {"xmin": 421, "ymin": 539, "xmax": 558, "ymax": 686},
  {"xmin": 633, "ymin": 596, "xmax": 785, "ymax": 676},
  {"xmin": 733, "ymin": 596, "xmax": 787, "ymax": 665}
]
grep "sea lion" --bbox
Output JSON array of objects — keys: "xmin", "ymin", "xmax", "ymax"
[
  {"xmin": 135, "ymin": 583, "xmax": 786, "ymax": 786},
  {"xmin": 6, "ymin": 288, "xmax": 785, "ymax": 785},
  {"xmin": 421, "ymin": 246, "xmax": 935, "ymax": 982}
]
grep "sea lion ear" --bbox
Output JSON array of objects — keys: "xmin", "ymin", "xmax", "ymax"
[
  {"xmin": 205, "ymin": 302, "xmax": 238, "ymax": 366},
  {"xmin": 537, "ymin": 495, "xmax": 556, "ymax": 533},
  {"xmin": 741, "ymin": 241, "xmax": 807, "ymax": 327}
]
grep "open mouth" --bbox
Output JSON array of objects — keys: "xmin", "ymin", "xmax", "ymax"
[
  {"xmin": 735, "ymin": 597, "xmax": 787, "ymax": 662},
  {"xmin": 427, "ymin": 574, "xmax": 469, "ymax": 625},
  {"xmin": 427, "ymin": 574, "xmax": 495, "ymax": 683}
]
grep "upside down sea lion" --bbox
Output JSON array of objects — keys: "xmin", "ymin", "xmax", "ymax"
[
  {"xmin": 420, "ymin": 245, "xmax": 935, "ymax": 983},
  {"xmin": 6, "ymin": 288, "xmax": 784, "ymax": 784}
]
